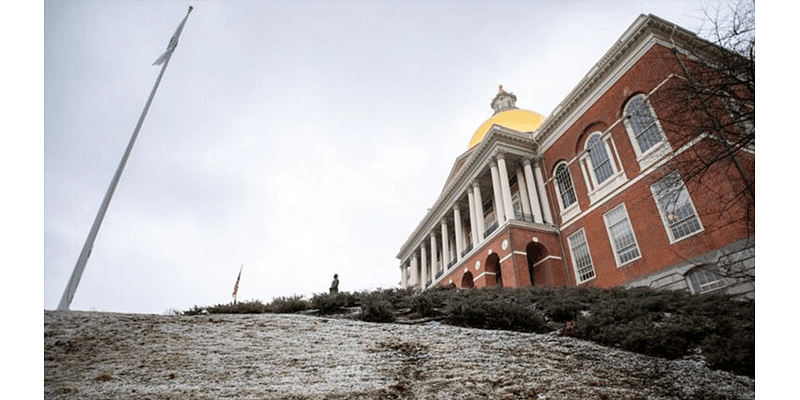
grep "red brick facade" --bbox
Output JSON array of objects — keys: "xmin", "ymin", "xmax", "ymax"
[
  {"xmin": 442, "ymin": 225, "xmax": 569, "ymax": 290},
  {"xmin": 539, "ymin": 43, "xmax": 753, "ymax": 290},
  {"xmin": 398, "ymin": 14, "xmax": 754, "ymax": 297}
]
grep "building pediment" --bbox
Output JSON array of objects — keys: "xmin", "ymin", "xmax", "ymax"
[{"xmin": 398, "ymin": 123, "xmax": 540, "ymax": 259}]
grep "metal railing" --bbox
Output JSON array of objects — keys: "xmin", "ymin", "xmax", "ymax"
[{"xmin": 514, "ymin": 212, "xmax": 537, "ymax": 223}]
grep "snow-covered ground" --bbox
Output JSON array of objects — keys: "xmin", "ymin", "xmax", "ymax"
[{"xmin": 44, "ymin": 310, "xmax": 754, "ymax": 399}]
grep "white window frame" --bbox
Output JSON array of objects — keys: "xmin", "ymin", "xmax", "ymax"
[
  {"xmin": 567, "ymin": 228, "xmax": 596, "ymax": 284},
  {"xmin": 554, "ymin": 162, "xmax": 580, "ymax": 221},
  {"xmin": 623, "ymin": 94, "xmax": 670, "ymax": 170},
  {"xmin": 686, "ymin": 265, "xmax": 729, "ymax": 294},
  {"xmin": 579, "ymin": 132, "xmax": 626, "ymax": 204},
  {"xmin": 602, "ymin": 203, "xmax": 642, "ymax": 267},
  {"xmin": 650, "ymin": 171, "xmax": 704, "ymax": 243},
  {"xmin": 585, "ymin": 133, "xmax": 615, "ymax": 184}
]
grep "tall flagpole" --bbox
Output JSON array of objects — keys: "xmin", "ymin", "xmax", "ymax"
[{"xmin": 57, "ymin": 6, "xmax": 194, "ymax": 311}]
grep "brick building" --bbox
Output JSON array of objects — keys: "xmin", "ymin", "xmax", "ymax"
[{"xmin": 396, "ymin": 14, "xmax": 755, "ymax": 298}]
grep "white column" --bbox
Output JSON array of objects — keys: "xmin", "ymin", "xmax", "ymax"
[
  {"xmin": 472, "ymin": 181, "xmax": 486, "ymax": 240},
  {"xmin": 534, "ymin": 160, "xmax": 553, "ymax": 225},
  {"xmin": 523, "ymin": 158, "xmax": 544, "ymax": 224},
  {"xmin": 497, "ymin": 153, "xmax": 516, "ymax": 221},
  {"xmin": 441, "ymin": 219, "xmax": 450, "ymax": 272},
  {"xmin": 467, "ymin": 190, "xmax": 479, "ymax": 248},
  {"xmin": 400, "ymin": 264, "xmax": 407, "ymax": 288},
  {"xmin": 490, "ymin": 159, "xmax": 506, "ymax": 223},
  {"xmin": 453, "ymin": 205, "xmax": 464, "ymax": 260},
  {"xmin": 515, "ymin": 166, "xmax": 532, "ymax": 217},
  {"xmin": 411, "ymin": 254, "xmax": 419, "ymax": 289},
  {"xmin": 429, "ymin": 232, "xmax": 438, "ymax": 282},
  {"xmin": 449, "ymin": 235, "xmax": 456, "ymax": 264},
  {"xmin": 420, "ymin": 244, "xmax": 428, "ymax": 289}
]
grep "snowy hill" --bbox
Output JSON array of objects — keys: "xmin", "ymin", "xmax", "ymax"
[{"xmin": 44, "ymin": 310, "xmax": 754, "ymax": 399}]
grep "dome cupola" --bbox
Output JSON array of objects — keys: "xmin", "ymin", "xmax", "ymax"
[
  {"xmin": 491, "ymin": 85, "xmax": 518, "ymax": 114},
  {"xmin": 468, "ymin": 85, "xmax": 546, "ymax": 149}
]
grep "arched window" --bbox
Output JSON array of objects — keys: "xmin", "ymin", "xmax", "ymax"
[
  {"xmin": 586, "ymin": 133, "xmax": 614, "ymax": 184},
  {"xmin": 625, "ymin": 94, "xmax": 664, "ymax": 154},
  {"xmin": 555, "ymin": 163, "xmax": 576, "ymax": 210},
  {"xmin": 579, "ymin": 131, "xmax": 626, "ymax": 203},
  {"xmin": 686, "ymin": 265, "xmax": 728, "ymax": 294}
]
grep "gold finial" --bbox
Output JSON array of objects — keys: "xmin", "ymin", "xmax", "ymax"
[{"xmin": 498, "ymin": 84, "xmax": 504, "ymax": 93}]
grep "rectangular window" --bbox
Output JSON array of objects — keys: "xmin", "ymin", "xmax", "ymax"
[
  {"xmin": 603, "ymin": 204, "xmax": 641, "ymax": 266},
  {"xmin": 555, "ymin": 164, "xmax": 577, "ymax": 208},
  {"xmin": 651, "ymin": 172, "xmax": 703, "ymax": 242},
  {"xmin": 568, "ymin": 229, "xmax": 595, "ymax": 283}
]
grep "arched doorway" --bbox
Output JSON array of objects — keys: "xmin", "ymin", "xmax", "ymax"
[
  {"xmin": 461, "ymin": 271, "xmax": 474, "ymax": 288},
  {"xmin": 526, "ymin": 242, "xmax": 548, "ymax": 286},
  {"xmin": 485, "ymin": 253, "xmax": 502, "ymax": 287}
]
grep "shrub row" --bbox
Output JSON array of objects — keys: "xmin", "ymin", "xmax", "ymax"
[{"xmin": 181, "ymin": 286, "xmax": 754, "ymax": 378}]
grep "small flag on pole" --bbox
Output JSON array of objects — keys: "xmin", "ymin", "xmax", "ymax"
[
  {"xmin": 153, "ymin": 6, "xmax": 193, "ymax": 66},
  {"xmin": 232, "ymin": 265, "xmax": 243, "ymax": 300}
]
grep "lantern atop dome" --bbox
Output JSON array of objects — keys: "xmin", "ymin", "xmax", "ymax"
[{"xmin": 491, "ymin": 84, "xmax": 518, "ymax": 114}]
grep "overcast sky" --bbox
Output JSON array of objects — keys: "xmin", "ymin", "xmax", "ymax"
[{"xmin": 40, "ymin": 0, "xmax": 719, "ymax": 314}]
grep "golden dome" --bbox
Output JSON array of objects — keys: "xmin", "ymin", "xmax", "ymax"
[{"xmin": 468, "ymin": 108, "xmax": 546, "ymax": 149}]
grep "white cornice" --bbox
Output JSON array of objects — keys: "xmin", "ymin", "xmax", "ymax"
[{"xmin": 536, "ymin": 14, "xmax": 701, "ymax": 151}]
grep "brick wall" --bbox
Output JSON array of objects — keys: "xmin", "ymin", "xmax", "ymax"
[{"xmin": 542, "ymin": 43, "xmax": 754, "ymax": 289}]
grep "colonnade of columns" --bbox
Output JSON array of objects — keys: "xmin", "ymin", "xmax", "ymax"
[{"xmin": 401, "ymin": 153, "xmax": 553, "ymax": 289}]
